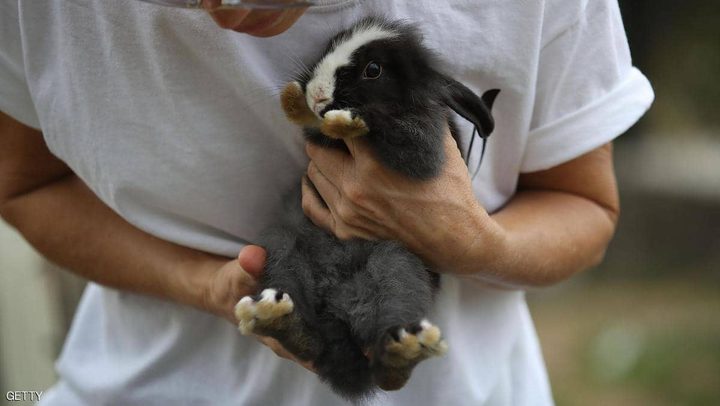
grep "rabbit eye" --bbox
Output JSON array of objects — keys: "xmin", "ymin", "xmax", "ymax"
[{"xmin": 362, "ymin": 62, "xmax": 382, "ymax": 79}]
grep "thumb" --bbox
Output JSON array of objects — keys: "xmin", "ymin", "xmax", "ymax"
[
  {"xmin": 238, "ymin": 245, "xmax": 267, "ymax": 280},
  {"xmin": 342, "ymin": 136, "xmax": 366, "ymax": 159}
]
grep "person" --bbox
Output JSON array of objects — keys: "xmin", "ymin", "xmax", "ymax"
[{"xmin": 0, "ymin": 0, "xmax": 653, "ymax": 404}]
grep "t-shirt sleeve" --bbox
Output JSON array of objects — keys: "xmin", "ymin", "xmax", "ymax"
[
  {"xmin": 0, "ymin": 2, "xmax": 41, "ymax": 129},
  {"xmin": 520, "ymin": 0, "xmax": 654, "ymax": 173}
]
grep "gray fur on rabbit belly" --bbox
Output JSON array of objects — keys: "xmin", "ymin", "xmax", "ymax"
[
  {"xmin": 252, "ymin": 192, "xmax": 438, "ymax": 399},
  {"xmin": 237, "ymin": 16, "xmax": 499, "ymax": 400}
]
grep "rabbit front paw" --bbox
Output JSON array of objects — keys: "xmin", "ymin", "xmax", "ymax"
[
  {"xmin": 234, "ymin": 288, "xmax": 294, "ymax": 335},
  {"xmin": 320, "ymin": 109, "xmax": 369, "ymax": 139},
  {"xmin": 281, "ymin": 82, "xmax": 321, "ymax": 127}
]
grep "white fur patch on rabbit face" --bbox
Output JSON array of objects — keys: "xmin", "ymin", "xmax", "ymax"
[{"xmin": 305, "ymin": 24, "xmax": 398, "ymax": 117}]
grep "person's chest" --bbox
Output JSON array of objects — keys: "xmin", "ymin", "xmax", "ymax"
[{"xmin": 18, "ymin": 0, "xmax": 545, "ymax": 247}]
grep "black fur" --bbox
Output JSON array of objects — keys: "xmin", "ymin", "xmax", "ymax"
[
  {"xmin": 300, "ymin": 17, "xmax": 499, "ymax": 179},
  {"xmin": 252, "ymin": 17, "xmax": 499, "ymax": 400},
  {"xmin": 257, "ymin": 192, "xmax": 433, "ymax": 399}
]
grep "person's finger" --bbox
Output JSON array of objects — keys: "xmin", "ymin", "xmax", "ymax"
[
  {"xmin": 227, "ymin": 10, "xmax": 288, "ymax": 36},
  {"xmin": 341, "ymin": 135, "xmax": 372, "ymax": 159},
  {"xmin": 238, "ymin": 245, "xmax": 266, "ymax": 279},
  {"xmin": 306, "ymin": 163, "xmax": 379, "ymax": 240},
  {"xmin": 305, "ymin": 143, "xmax": 352, "ymax": 188},
  {"xmin": 301, "ymin": 176, "xmax": 335, "ymax": 233},
  {"xmin": 307, "ymin": 161, "xmax": 342, "ymax": 207},
  {"xmin": 443, "ymin": 132, "xmax": 463, "ymax": 158},
  {"xmin": 303, "ymin": 174, "xmax": 378, "ymax": 240},
  {"xmin": 256, "ymin": 336, "xmax": 316, "ymax": 373},
  {"xmin": 203, "ymin": 0, "xmax": 253, "ymax": 29},
  {"xmin": 256, "ymin": 336, "xmax": 293, "ymax": 359},
  {"xmin": 250, "ymin": 8, "xmax": 307, "ymax": 38},
  {"xmin": 203, "ymin": 2, "xmax": 300, "ymax": 37},
  {"xmin": 297, "ymin": 358, "xmax": 316, "ymax": 373}
]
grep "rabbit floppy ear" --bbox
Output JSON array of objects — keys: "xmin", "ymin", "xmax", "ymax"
[{"xmin": 442, "ymin": 78, "xmax": 500, "ymax": 140}]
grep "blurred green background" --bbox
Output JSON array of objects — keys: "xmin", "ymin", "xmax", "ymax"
[
  {"xmin": 528, "ymin": 1, "xmax": 720, "ymax": 405},
  {"xmin": 1, "ymin": 1, "xmax": 718, "ymax": 405}
]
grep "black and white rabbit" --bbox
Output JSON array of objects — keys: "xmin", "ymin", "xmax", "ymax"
[{"xmin": 235, "ymin": 17, "xmax": 500, "ymax": 400}]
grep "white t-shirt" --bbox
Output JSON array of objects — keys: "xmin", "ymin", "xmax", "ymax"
[{"xmin": 0, "ymin": 0, "xmax": 653, "ymax": 404}]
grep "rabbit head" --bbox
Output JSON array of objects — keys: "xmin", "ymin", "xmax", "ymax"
[{"xmin": 281, "ymin": 17, "xmax": 499, "ymax": 178}]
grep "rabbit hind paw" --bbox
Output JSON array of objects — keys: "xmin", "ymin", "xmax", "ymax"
[
  {"xmin": 381, "ymin": 319, "xmax": 447, "ymax": 366},
  {"xmin": 235, "ymin": 288, "xmax": 294, "ymax": 335},
  {"xmin": 372, "ymin": 319, "xmax": 448, "ymax": 391}
]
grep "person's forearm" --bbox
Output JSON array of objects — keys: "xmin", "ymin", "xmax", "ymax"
[
  {"xmin": 442, "ymin": 189, "xmax": 617, "ymax": 287},
  {"xmin": 0, "ymin": 174, "xmax": 226, "ymax": 311},
  {"xmin": 302, "ymin": 133, "xmax": 619, "ymax": 287}
]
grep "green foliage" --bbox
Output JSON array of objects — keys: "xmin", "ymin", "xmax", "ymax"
[{"xmin": 530, "ymin": 280, "xmax": 720, "ymax": 406}]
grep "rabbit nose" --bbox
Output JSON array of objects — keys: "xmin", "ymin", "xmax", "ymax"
[{"xmin": 313, "ymin": 96, "xmax": 329, "ymax": 104}]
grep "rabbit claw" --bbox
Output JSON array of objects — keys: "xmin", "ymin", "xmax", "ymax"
[
  {"xmin": 372, "ymin": 319, "xmax": 447, "ymax": 391},
  {"xmin": 235, "ymin": 288, "xmax": 294, "ymax": 335},
  {"xmin": 320, "ymin": 109, "xmax": 369, "ymax": 139},
  {"xmin": 379, "ymin": 319, "xmax": 447, "ymax": 368}
]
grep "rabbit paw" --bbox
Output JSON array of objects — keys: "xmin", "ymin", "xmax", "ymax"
[
  {"xmin": 281, "ymin": 82, "xmax": 321, "ymax": 127},
  {"xmin": 372, "ymin": 319, "xmax": 447, "ymax": 391},
  {"xmin": 320, "ymin": 109, "xmax": 369, "ymax": 139},
  {"xmin": 234, "ymin": 288, "xmax": 294, "ymax": 335},
  {"xmin": 379, "ymin": 319, "xmax": 448, "ymax": 367}
]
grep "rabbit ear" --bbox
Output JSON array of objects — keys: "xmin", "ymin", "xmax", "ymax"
[{"xmin": 442, "ymin": 78, "xmax": 500, "ymax": 139}]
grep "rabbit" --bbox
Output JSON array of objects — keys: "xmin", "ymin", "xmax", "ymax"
[{"xmin": 234, "ymin": 16, "xmax": 500, "ymax": 400}]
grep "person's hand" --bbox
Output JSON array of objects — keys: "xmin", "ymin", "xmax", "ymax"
[
  {"xmin": 202, "ymin": 0, "xmax": 307, "ymax": 37},
  {"xmin": 255, "ymin": 335, "xmax": 316, "ymax": 372},
  {"xmin": 302, "ymin": 133, "xmax": 507, "ymax": 273},
  {"xmin": 202, "ymin": 245, "xmax": 266, "ymax": 323},
  {"xmin": 204, "ymin": 244, "xmax": 317, "ymax": 371}
]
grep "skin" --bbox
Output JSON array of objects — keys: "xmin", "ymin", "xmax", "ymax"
[
  {"xmin": 0, "ymin": 114, "xmax": 312, "ymax": 368},
  {"xmin": 202, "ymin": 0, "xmax": 307, "ymax": 37},
  {"xmin": 196, "ymin": 1, "xmax": 312, "ymax": 365},
  {"xmin": 0, "ymin": 9, "xmax": 313, "ymax": 369},
  {"xmin": 0, "ymin": 111, "xmax": 618, "ymax": 373},
  {"xmin": 300, "ymin": 134, "xmax": 619, "ymax": 288},
  {"xmin": 0, "ymin": 7, "xmax": 619, "ymax": 372},
  {"xmin": 0, "ymin": 112, "xmax": 257, "ymax": 323}
]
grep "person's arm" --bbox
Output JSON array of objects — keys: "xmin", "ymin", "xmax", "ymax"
[
  {"xmin": 0, "ymin": 111, "xmax": 256, "ymax": 322},
  {"xmin": 300, "ymin": 134, "xmax": 619, "ymax": 288},
  {"xmin": 487, "ymin": 142, "xmax": 618, "ymax": 286}
]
